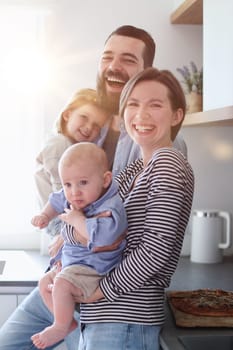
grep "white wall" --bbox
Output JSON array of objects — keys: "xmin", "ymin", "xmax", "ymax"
[
  {"xmin": 203, "ymin": 0, "xmax": 233, "ymax": 110},
  {"xmin": 171, "ymin": 0, "xmax": 233, "ymax": 110},
  {"xmin": 42, "ymin": 0, "xmax": 202, "ymax": 132},
  {"xmin": 182, "ymin": 0, "xmax": 233, "ymax": 254},
  {"xmin": 183, "ymin": 126, "xmax": 233, "ymax": 210},
  {"xmin": 182, "ymin": 124, "xmax": 233, "ymax": 254},
  {"xmin": 172, "ymin": 0, "xmax": 185, "ymax": 10}
]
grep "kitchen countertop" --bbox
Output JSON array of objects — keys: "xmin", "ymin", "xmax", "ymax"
[
  {"xmin": 2, "ymin": 251, "xmax": 233, "ymax": 348},
  {"xmin": 160, "ymin": 256, "xmax": 233, "ymax": 350},
  {"xmin": 0, "ymin": 250, "xmax": 49, "ymax": 293}
]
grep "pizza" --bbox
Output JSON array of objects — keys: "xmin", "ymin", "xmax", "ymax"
[{"xmin": 167, "ymin": 289, "xmax": 233, "ymax": 317}]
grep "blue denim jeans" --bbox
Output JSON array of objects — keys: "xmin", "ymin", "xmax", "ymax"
[
  {"xmin": 0, "ymin": 286, "xmax": 161, "ymax": 350},
  {"xmin": 78, "ymin": 322, "xmax": 161, "ymax": 350},
  {"xmin": 0, "ymin": 286, "xmax": 80, "ymax": 350}
]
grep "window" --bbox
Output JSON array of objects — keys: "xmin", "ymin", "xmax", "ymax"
[{"xmin": 0, "ymin": 4, "xmax": 49, "ymax": 248}]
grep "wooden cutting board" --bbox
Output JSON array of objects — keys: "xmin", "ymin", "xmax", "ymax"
[{"xmin": 167, "ymin": 290, "xmax": 233, "ymax": 328}]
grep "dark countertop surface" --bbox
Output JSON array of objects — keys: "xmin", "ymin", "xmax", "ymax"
[{"xmin": 160, "ymin": 256, "xmax": 233, "ymax": 350}]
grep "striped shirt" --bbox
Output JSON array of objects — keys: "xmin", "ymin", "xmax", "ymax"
[{"xmin": 80, "ymin": 148, "xmax": 194, "ymax": 325}]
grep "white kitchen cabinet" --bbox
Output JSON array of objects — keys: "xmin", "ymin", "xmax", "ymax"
[
  {"xmin": 0, "ymin": 295, "xmax": 17, "ymax": 327},
  {"xmin": 0, "ymin": 293, "xmax": 31, "ymax": 327},
  {"xmin": 17, "ymin": 293, "xmax": 28, "ymax": 304},
  {"xmin": 0, "ymin": 252, "xmax": 66, "ymax": 345}
]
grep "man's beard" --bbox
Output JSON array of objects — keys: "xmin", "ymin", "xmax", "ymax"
[
  {"xmin": 96, "ymin": 75, "xmax": 121, "ymax": 115},
  {"xmin": 96, "ymin": 70, "xmax": 129, "ymax": 116}
]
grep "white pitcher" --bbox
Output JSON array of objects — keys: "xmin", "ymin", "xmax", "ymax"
[{"xmin": 190, "ymin": 210, "xmax": 232, "ymax": 263}]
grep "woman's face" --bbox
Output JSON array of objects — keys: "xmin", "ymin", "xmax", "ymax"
[{"xmin": 123, "ymin": 80, "xmax": 181, "ymax": 153}]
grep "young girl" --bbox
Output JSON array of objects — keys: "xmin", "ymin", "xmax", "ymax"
[{"xmin": 34, "ymin": 88, "xmax": 110, "ymax": 237}]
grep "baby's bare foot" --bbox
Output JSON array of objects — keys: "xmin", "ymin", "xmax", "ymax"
[{"xmin": 31, "ymin": 319, "xmax": 78, "ymax": 349}]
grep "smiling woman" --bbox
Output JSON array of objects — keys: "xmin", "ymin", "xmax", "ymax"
[{"xmin": 0, "ymin": 4, "xmax": 50, "ymax": 248}]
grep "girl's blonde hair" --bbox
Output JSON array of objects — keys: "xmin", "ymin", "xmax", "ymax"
[{"xmin": 55, "ymin": 88, "xmax": 103, "ymax": 134}]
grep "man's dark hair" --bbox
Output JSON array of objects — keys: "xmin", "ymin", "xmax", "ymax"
[{"xmin": 106, "ymin": 25, "xmax": 156, "ymax": 67}]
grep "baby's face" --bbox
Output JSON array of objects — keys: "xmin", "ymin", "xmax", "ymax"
[{"xmin": 61, "ymin": 160, "xmax": 109, "ymax": 209}]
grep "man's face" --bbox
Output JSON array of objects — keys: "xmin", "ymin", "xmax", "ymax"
[{"xmin": 97, "ymin": 34, "xmax": 146, "ymax": 114}]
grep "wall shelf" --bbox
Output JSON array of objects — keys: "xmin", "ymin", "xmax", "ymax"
[
  {"xmin": 171, "ymin": 0, "xmax": 203, "ymax": 24},
  {"xmin": 183, "ymin": 106, "xmax": 233, "ymax": 127}
]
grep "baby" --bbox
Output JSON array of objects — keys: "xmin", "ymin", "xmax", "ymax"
[{"xmin": 31, "ymin": 142, "xmax": 127, "ymax": 349}]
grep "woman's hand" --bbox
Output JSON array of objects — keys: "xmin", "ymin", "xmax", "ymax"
[
  {"xmin": 48, "ymin": 234, "xmax": 64, "ymax": 258},
  {"xmin": 74, "ymin": 286, "xmax": 104, "ymax": 303},
  {"xmin": 94, "ymin": 210, "xmax": 112, "ymax": 218},
  {"xmin": 92, "ymin": 230, "xmax": 127, "ymax": 252}
]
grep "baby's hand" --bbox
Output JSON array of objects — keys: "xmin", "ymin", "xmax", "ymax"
[
  {"xmin": 31, "ymin": 214, "xmax": 49, "ymax": 229},
  {"xmin": 59, "ymin": 206, "xmax": 84, "ymax": 227}
]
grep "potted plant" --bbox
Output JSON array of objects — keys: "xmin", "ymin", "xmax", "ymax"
[{"xmin": 177, "ymin": 61, "xmax": 203, "ymax": 113}]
